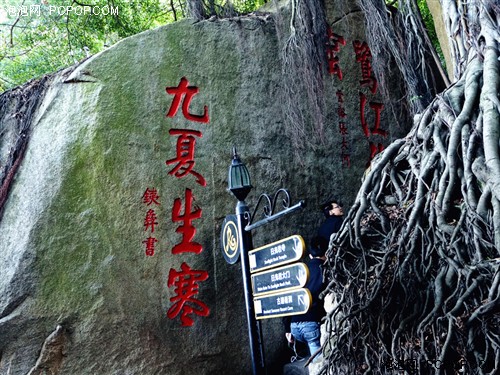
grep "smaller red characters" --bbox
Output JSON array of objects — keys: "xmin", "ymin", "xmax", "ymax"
[
  {"xmin": 143, "ymin": 237, "xmax": 158, "ymax": 257},
  {"xmin": 336, "ymin": 90, "xmax": 345, "ymax": 103},
  {"xmin": 144, "ymin": 209, "xmax": 159, "ymax": 233},
  {"xmin": 341, "ymin": 153, "xmax": 351, "ymax": 168},
  {"xmin": 142, "ymin": 187, "xmax": 161, "ymax": 256},
  {"xmin": 142, "ymin": 188, "xmax": 161, "ymax": 206},
  {"xmin": 338, "ymin": 122, "xmax": 348, "ymax": 136}
]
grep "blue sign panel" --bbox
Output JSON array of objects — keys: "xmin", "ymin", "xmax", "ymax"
[
  {"xmin": 248, "ymin": 235, "xmax": 305, "ymax": 273},
  {"xmin": 251, "ymin": 262, "xmax": 308, "ymax": 296},
  {"xmin": 253, "ymin": 288, "xmax": 311, "ymax": 320}
]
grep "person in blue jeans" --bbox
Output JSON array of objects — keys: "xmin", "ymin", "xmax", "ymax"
[{"xmin": 284, "ymin": 236, "xmax": 328, "ymax": 359}]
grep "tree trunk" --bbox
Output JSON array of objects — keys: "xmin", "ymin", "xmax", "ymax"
[{"xmin": 322, "ymin": 0, "xmax": 500, "ymax": 373}]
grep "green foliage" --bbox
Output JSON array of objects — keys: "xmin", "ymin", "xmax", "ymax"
[
  {"xmin": 416, "ymin": 0, "xmax": 446, "ymax": 69},
  {"xmin": 0, "ymin": 0, "xmax": 182, "ymax": 91},
  {"xmin": 0, "ymin": 0, "xmax": 266, "ymax": 92},
  {"xmin": 231, "ymin": 0, "xmax": 267, "ymax": 13}
]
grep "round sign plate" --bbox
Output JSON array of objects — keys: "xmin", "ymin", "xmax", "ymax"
[{"xmin": 220, "ymin": 215, "xmax": 240, "ymax": 264}]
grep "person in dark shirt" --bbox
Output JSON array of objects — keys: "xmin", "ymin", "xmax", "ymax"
[
  {"xmin": 318, "ymin": 199, "xmax": 344, "ymax": 243},
  {"xmin": 284, "ymin": 236, "xmax": 329, "ymax": 359}
]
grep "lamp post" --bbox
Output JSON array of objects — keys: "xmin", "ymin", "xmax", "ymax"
[
  {"xmin": 227, "ymin": 147, "xmax": 266, "ymax": 375},
  {"xmin": 227, "ymin": 147, "xmax": 305, "ymax": 375}
]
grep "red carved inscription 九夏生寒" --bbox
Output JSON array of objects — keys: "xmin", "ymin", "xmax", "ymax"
[
  {"xmin": 164, "ymin": 77, "xmax": 210, "ymax": 326},
  {"xmin": 166, "ymin": 129, "xmax": 206, "ymax": 187},
  {"xmin": 171, "ymin": 188, "xmax": 202, "ymax": 255},
  {"xmin": 167, "ymin": 262, "xmax": 210, "ymax": 327},
  {"xmin": 165, "ymin": 77, "xmax": 209, "ymax": 123}
]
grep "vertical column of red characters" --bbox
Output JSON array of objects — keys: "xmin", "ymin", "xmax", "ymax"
[
  {"xmin": 142, "ymin": 187, "xmax": 161, "ymax": 256},
  {"xmin": 326, "ymin": 27, "xmax": 351, "ymax": 168},
  {"xmin": 353, "ymin": 40, "xmax": 388, "ymax": 167},
  {"xmin": 163, "ymin": 76, "xmax": 211, "ymax": 327}
]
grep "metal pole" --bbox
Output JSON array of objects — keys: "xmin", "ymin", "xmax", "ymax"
[
  {"xmin": 245, "ymin": 200, "xmax": 305, "ymax": 231},
  {"xmin": 236, "ymin": 200, "xmax": 266, "ymax": 375}
]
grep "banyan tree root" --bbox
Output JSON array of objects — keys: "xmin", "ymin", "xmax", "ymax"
[
  {"xmin": 0, "ymin": 76, "xmax": 50, "ymax": 219},
  {"xmin": 320, "ymin": 2, "xmax": 500, "ymax": 374}
]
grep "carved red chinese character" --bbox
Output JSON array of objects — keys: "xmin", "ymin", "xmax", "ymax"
[
  {"xmin": 369, "ymin": 142, "xmax": 385, "ymax": 161},
  {"xmin": 359, "ymin": 92, "xmax": 370, "ymax": 137},
  {"xmin": 143, "ymin": 237, "xmax": 158, "ymax": 256},
  {"xmin": 361, "ymin": 76, "xmax": 378, "ymax": 94},
  {"xmin": 166, "ymin": 129, "xmax": 206, "ymax": 187},
  {"xmin": 341, "ymin": 153, "xmax": 351, "ymax": 168},
  {"xmin": 144, "ymin": 209, "xmax": 158, "ymax": 233},
  {"xmin": 353, "ymin": 40, "xmax": 371, "ymax": 61},
  {"xmin": 142, "ymin": 188, "xmax": 160, "ymax": 206},
  {"xmin": 171, "ymin": 188, "xmax": 202, "ymax": 254},
  {"xmin": 341, "ymin": 136, "xmax": 349, "ymax": 151},
  {"xmin": 166, "ymin": 77, "xmax": 209, "ymax": 123},
  {"xmin": 353, "ymin": 40, "xmax": 378, "ymax": 94},
  {"xmin": 368, "ymin": 102, "xmax": 386, "ymax": 136},
  {"xmin": 327, "ymin": 56, "xmax": 343, "ymax": 79},
  {"xmin": 167, "ymin": 262, "xmax": 210, "ymax": 326},
  {"xmin": 326, "ymin": 28, "xmax": 346, "ymax": 79},
  {"xmin": 359, "ymin": 93, "xmax": 387, "ymax": 138},
  {"xmin": 336, "ymin": 90, "xmax": 344, "ymax": 103},
  {"xmin": 327, "ymin": 27, "xmax": 346, "ymax": 52},
  {"xmin": 338, "ymin": 122, "xmax": 348, "ymax": 136}
]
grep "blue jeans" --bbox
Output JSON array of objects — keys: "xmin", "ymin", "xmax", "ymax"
[{"xmin": 290, "ymin": 321, "xmax": 321, "ymax": 356}]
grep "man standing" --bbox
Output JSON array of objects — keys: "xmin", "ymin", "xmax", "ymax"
[{"xmin": 318, "ymin": 200, "xmax": 344, "ymax": 243}]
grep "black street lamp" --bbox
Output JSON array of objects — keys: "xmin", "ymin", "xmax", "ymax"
[
  {"xmin": 226, "ymin": 147, "xmax": 305, "ymax": 375},
  {"xmin": 228, "ymin": 147, "xmax": 252, "ymax": 201},
  {"xmin": 227, "ymin": 147, "xmax": 266, "ymax": 375}
]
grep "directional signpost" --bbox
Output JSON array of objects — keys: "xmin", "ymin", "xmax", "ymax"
[
  {"xmin": 251, "ymin": 262, "xmax": 308, "ymax": 296},
  {"xmin": 254, "ymin": 288, "xmax": 312, "ymax": 320},
  {"xmin": 249, "ymin": 235, "xmax": 305, "ymax": 273},
  {"xmin": 225, "ymin": 149, "xmax": 306, "ymax": 375},
  {"xmin": 246, "ymin": 234, "xmax": 312, "ymax": 320}
]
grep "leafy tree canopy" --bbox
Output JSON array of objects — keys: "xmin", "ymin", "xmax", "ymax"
[{"xmin": 0, "ymin": 0, "xmax": 267, "ymax": 92}]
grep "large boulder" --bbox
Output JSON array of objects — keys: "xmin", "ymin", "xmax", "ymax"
[{"xmin": 0, "ymin": 3, "xmax": 411, "ymax": 374}]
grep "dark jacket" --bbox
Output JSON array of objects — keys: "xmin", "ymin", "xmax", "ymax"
[
  {"xmin": 283, "ymin": 258, "xmax": 326, "ymax": 332},
  {"xmin": 318, "ymin": 215, "xmax": 343, "ymax": 242}
]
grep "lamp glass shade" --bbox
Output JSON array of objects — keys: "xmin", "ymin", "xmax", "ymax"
[{"xmin": 228, "ymin": 153, "xmax": 252, "ymax": 201}]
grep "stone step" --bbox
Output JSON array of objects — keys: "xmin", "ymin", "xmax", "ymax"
[{"xmin": 283, "ymin": 357, "xmax": 310, "ymax": 375}]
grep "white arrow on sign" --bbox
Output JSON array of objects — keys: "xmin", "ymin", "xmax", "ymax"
[
  {"xmin": 293, "ymin": 236, "xmax": 302, "ymax": 257},
  {"xmin": 296, "ymin": 267, "xmax": 307, "ymax": 286}
]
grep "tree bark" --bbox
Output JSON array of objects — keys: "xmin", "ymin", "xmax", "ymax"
[{"xmin": 321, "ymin": 1, "xmax": 500, "ymax": 373}]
